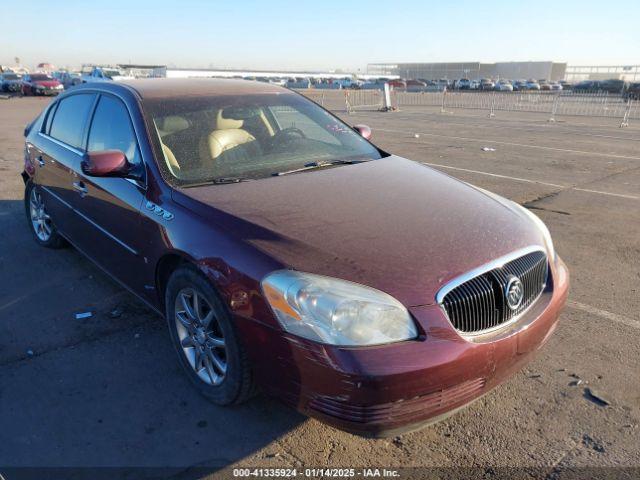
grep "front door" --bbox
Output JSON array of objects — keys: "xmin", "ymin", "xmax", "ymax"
[{"xmin": 66, "ymin": 93, "xmax": 147, "ymax": 290}]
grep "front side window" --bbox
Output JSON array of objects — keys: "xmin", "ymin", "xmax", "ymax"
[
  {"xmin": 88, "ymin": 95, "xmax": 141, "ymax": 166},
  {"xmin": 145, "ymin": 92, "xmax": 385, "ymax": 185},
  {"xmin": 49, "ymin": 93, "xmax": 95, "ymax": 148}
]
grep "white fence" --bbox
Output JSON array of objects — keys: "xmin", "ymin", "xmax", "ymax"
[
  {"xmin": 395, "ymin": 91, "xmax": 638, "ymax": 124},
  {"xmin": 295, "ymin": 89, "xmax": 637, "ymax": 125}
]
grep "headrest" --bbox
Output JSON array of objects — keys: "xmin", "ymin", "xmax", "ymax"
[
  {"xmin": 216, "ymin": 109, "xmax": 244, "ymax": 130},
  {"xmin": 157, "ymin": 116, "xmax": 189, "ymax": 136}
]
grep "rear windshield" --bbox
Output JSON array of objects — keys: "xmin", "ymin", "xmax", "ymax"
[{"xmin": 143, "ymin": 92, "xmax": 385, "ymax": 186}]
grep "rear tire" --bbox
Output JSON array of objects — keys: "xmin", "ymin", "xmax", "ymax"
[
  {"xmin": 24, "ymin": 181, "xmax": 66, "ymax": 249},
  {"xmin": 165, "ymin": 266, "xmax": 255, "ymax": 405}
]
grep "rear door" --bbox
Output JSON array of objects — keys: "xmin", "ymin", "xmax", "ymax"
[
  {"xmin": 68, "ymin": 93, "xmax": 148, "ymax": 288},
  {"xmin": 32, "ymin": 93, "xmax": 96, "ymax": 237}
]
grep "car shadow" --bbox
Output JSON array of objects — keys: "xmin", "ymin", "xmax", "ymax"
[{"xmin": 0, "ymin": 199, "xmax": 305, "ymax": 479}]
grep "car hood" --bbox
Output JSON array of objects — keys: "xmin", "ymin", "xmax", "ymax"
[{"xmin": 175, "ymin": 156, "xmax": 546, "ymax": 307}]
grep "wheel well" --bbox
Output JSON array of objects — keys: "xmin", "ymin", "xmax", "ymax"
[{"xmin": 155, "ymin": 254, "xmax": 189, "ymax": 313}]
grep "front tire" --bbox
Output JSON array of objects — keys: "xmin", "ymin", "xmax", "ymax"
[
  {"xmin": 25, "ymin": 182, "xmax": 66, "ymax": 248},
  {"xmin": 165, "ymin": 266, "xmax": 255, "ymax": 405}
]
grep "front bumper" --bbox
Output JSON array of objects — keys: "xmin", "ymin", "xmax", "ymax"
[
  {"xmin": 34, "ymin": 88, "xmax": 62, "ymax": 96},
  {"xmin": 239, "ymin": 256, "xmax": 569, "ymax": 437}
]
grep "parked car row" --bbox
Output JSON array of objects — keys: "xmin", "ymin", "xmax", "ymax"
[
  {"xmin": 0, "ymin": 72, "xmax": 65, "ymax": 96},
  {"xmin": 1, "ymin": 65, "xmax": 139, "ymax": 96},
  {"xmin": 572, "ymin": 79, "xmax": 632, "ymax": 95}
]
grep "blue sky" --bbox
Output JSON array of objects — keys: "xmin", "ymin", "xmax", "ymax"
[{"xmin": 3, "ymin": 0, "xmax": 639, "ymax": 70}]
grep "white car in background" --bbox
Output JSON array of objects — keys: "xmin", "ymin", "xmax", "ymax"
[
  {"xmin": 495, "ymin": 80, "xmax": 514, "ymax": 92},
  {"xmin": 81, "ymin": 66, "xmax": 134, "ymax": 83},
  {"xmin": 550, "ymin": 82, "xmax": 563, "ymax": 91}
]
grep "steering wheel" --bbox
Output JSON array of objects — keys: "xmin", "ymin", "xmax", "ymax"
[{"xmin": 268, "ymin": 127, "xmax": 307, "ymax": 150}]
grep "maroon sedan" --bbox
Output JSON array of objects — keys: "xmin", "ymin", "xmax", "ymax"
[
  {"xmin": 21, "ymin": 73, "xmax": 64, "ymax": 96},
  {"xmin": 22, "ymin": 79, "xmax": 569, "ymax": 436}
]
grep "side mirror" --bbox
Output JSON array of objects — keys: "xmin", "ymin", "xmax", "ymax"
[
  {"xmin": 81, "ymin": 150, "xmax": 131, "ymax": 177},
  {"xmin": 353, "ymin": 124, "xmax": 372, "ymax": 140}
]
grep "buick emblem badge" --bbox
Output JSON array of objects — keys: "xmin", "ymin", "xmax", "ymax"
[{"xmin": 505, "ymin": 276, "xmax": 524, "ymax": 310}]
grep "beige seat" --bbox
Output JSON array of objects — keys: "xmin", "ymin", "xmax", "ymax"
[
  {"xmin": 157, "ymin": 116, "xmax": 190, "ymax": 177},
  {"xmin": 199, "ymin": 109, "xmax": 261, "ymax": 163}
]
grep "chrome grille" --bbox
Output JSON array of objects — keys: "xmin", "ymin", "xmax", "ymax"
[{"xmin": 441, "ymin": 250, "xmax": 548, "ymax": 334}]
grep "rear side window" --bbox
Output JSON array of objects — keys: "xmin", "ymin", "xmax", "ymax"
[
  {"xmin": 49, "ymin": 94, "xmax": 95, "ymax": 149},
  {"xmin": 43, "ymin": 102, "xmax": 58, "ymax": 134},
  {"xmin": 87, "ymin": 95, "xmax": 141, "ymax": 166}
]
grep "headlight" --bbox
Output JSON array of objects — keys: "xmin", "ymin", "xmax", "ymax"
[{"xmin": 261, "ymin": 271, "xmax": 418, "ymax": 346}]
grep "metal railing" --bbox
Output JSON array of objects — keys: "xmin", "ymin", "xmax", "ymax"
[
  {"xmin": 394, "ymin": 91, "xmax": 638, "ymax": 124},
  {"xmin": 294, "ymin": 88, "xmax": 637, "ymax": 126},
  {"xmin": 344, "ymin": 89, "xmax": 385, "ymax": 113}
]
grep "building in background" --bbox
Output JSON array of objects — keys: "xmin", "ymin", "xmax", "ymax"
[
  {"xmin": 367, "ymin": 61, "xmax": 567, "ymax": 81},
  {"xmin": 565, "ymin": 65, "xmax": 639, "ymax": 82}
]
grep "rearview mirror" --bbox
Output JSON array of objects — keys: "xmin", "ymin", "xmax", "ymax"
[
  {"xmin": 81, "ymin": 150, "xmax": 131, "ymax": 177},
  {"xmin": 353, "ymin": 124, "xmax": 372, "ymax": 140}
]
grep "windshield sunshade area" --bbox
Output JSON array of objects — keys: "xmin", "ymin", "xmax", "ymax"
[{"xmin": 144, "ymin": 92, "xmax": 385, "ymax": 186}]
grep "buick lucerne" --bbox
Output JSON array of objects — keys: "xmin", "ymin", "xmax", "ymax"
[{"xmin": 22, "ymin": 79, "xmax": 569, "ymax": 436}]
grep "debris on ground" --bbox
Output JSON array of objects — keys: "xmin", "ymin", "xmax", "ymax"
[
  {"xmin": 266, "ymin": 452, "xmax": 280, "ymax": 458},
  {"xmin": 584, "ymin": 387, "xmax": 611, "ymax": 407},
  {"xmin": 481, "ymin": 146, "xmax": 496, "ymax": 152},
  {"xmin": 414, "ymin": 134, "xmax": 420, "ymax": 138},
  {"xmin": 569, "ymin": 379, "xmax": 583, "ymax": 386},
  {"xmin": 75, "ymin": 311, "xmax": 93, "ymax": 320},
  {"xmin": 582, "ymin": 434, "xmax": 606, "ymax": 453}
]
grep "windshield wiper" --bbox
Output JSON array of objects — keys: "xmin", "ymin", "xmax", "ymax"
[
  {"xmin": 272, "ymin": 159, "xmax": 370, "ymax": 177},
  {"xmin": 183, "ymin": 176, "xmax": 248, "ymax": 187}
]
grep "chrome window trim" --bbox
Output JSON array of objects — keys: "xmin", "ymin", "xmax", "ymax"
[
  {"xmin": 435, "ymin": 245, "xmax": 549, "ymax": 338},
  {"xmin": 37, "ymin": 132, "xmax": 84, "ymax": 157}
]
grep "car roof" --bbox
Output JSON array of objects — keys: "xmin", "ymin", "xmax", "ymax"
[{"xmin": 113, "ymin": 78, "xmax": 288, "ymax": 100}]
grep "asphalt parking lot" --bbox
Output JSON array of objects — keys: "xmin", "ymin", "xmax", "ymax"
[{"xmin": 1, "ymin": 97, "xmax": 639, "ymax": 479}]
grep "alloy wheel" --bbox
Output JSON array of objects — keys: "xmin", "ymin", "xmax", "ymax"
[
  {"xmin": 29, "ymin": 188, "xmax": 52, "ymax": 242},
  {"xmin": 174, "ymin": 287, "xmax": 227, "ymax": 385}
]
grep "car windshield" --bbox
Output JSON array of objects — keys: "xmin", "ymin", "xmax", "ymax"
[
  {"xmin": 31, "ymin": 74, "xmax": 51, "ymax": 81},
  {"xmin": 144, "ymin": 92, "xmax": 385, "ymax": 185},
  {"xmin": 3, "ymin": 74, "xmax": 19, "ymax": 80},
  {"xmin": 103, "ymin": 69, "xmax": 122, "ymax": 78}
]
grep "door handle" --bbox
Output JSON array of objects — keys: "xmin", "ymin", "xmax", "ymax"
[
  {"xmin": 72, "ymin": 181, "xmax": 88, "ymax": 197},
  {"xmin": 37, "ymin": 156, "xmax": 45, "ymax": 167}
]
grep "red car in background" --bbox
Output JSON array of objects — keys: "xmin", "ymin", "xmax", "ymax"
[{"xmin": 21, "ymin": 73, "xmax": 63, "ymax": 96}]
